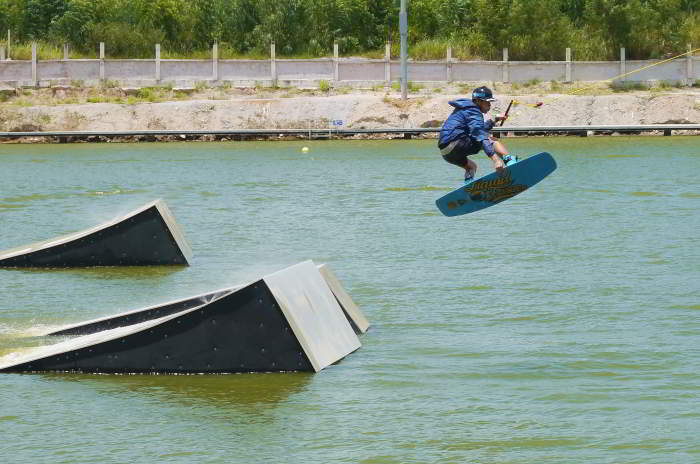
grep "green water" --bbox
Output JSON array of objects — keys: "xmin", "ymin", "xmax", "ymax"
[{"xmin": 0, "ymin": 137, "xmax": 698, "ymax": 463}]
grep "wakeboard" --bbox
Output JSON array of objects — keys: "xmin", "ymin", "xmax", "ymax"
[{"xmin": 435, "ymin": 152, "xmax": 557, "ymax": 217}]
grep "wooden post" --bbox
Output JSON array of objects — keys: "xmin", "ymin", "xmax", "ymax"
[
  {"xmin": 502, "ymin": 48, "xmax": 509, "ymax": 83},
  {"xmin": 333, "ymin": 42, "xmax": 339, "ymax": 82},
  {"xmin": 565, "ymin": 48, "xmax": 572, "ymax": 82},
  {"xmin": 63, "ymin": 44, "xmax": 69, "ymax": 60},
  {"xmin": 212, "ymin": 42, "xmax": 218, "ymax": 81},
  {"xmin": 270, "ymin": 42, "xmax": 277, "ymax": 86},
  {"xmin": 385, "ymin": 42, "xmax": 391, "ymax": 84},
  {"xmin": 155, "ymin": 44, "xmax": 161, "ymax": 82},
  {"xmin": 99, "ymin": 42, "xmax": 105, "ymax": 81},
  {"xmin": 687, "ymin": 43, "xmax": 693, "ymax": 86},
  {"xmin": 31, "ymin": 42, "xmax": 37, "ymax": 87},
  {"xmin": 620, "ymin": 47, "xmax": 626, "ymax": 82},
  {"xmin": 446, "ymin": 46, "xmax": 452, "ymax": 83}
]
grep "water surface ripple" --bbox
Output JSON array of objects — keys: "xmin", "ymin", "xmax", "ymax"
[{"xmin": 0, "ymin": 137, "xmax": 698, "ymax": 463}]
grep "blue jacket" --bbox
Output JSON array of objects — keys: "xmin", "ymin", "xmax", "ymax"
[{"xmin": 438, "ymin": 99, "xmax": 495, "ymax": 157}]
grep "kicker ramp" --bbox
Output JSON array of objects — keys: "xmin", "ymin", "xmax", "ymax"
[
  {"xmin": 0, "ymin": 261, "xmax": 363, "ymax": 374},
  {"xmin": 0, "ymin": 199, "xmax": 192, "ymax": 267},
  {"xmin": 45, "ymin": 264, "xmax": 369, "ymax": 337}
]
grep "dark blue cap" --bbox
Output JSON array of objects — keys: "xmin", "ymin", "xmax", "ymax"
[{"xmin": 472, "ymin": 86, "xmax": 496, "ymax": 102}]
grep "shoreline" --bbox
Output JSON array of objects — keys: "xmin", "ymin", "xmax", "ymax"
[{"xmin": 1, "ymin": 84, "xmax": 699, "ymax": 143}]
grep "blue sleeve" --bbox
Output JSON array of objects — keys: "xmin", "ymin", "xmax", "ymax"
[
  {"xmin": 465, "ymin": 108, "xmax": 494, "ymax": 157},
  {"xmin": 484, "ymin": 118, "xmax": 494, "ymax": 131}
]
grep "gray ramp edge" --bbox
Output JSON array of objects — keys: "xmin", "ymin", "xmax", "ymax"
[
  {"xmin": 264, "ymin": 260, "xmax": 361, "ymax": 372},
  {"xmin": 0, "ymin": 198, "xmax": 192, "ymax": 266},
  {"xmin": 154, "ymin": 200, "xmax": 193, "ymax": 264},
  {"xmin": 317, "ymin": 263, "xmax": 370, "ymax": 333}
]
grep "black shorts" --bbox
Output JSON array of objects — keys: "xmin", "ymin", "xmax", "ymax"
[{"xmin": 440, "ymin": 138, "xmax": 480, "ymax": 167}]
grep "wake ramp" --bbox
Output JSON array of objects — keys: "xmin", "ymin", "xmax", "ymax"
[
  {"xmin": 0, "ymin": 199, "xmax": 192, "ymax": 267},
  {"xmin": 0, "ymin": 261, "xmax": 366, "ymax": 374}
]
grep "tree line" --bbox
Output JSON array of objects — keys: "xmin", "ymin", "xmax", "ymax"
[{"xmin": 0, "ymin": 0, "xmax": 698, "ymax": 60}]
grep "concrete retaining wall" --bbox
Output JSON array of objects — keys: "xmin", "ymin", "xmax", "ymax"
[{"xmin": 1, "ymin": 42, "xmax": 697, "ymax": 88}]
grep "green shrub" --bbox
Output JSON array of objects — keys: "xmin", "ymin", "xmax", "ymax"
[{"xmin": 610, "ymin": 81, "xmax": 650, "ymax": 92}]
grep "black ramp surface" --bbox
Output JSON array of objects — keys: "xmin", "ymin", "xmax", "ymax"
[
  {"xmin": 0, "ymin": 199, "xmax": 191, "ymax": 267},
  {"xmin": 0, "ymin": 280, "xmax": 313, "ymax": 373},
  {"xmin": 46, "ymin": 288, "xmax": 235, "ymax": 337}
]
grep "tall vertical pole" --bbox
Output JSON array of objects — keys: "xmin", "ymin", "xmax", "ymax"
[
  {"xmin": 155, "ymin": 44, "xmax": 161, "ymax": 82},
  {"xmin": 7, "ymin": 30, "xmax": 10, "ymax": 59},
  {"xmin": 212, "ymin": 42, "xmax": 218, "ymax": 81},
  {"xmin": 687, "ymin": 43, "xmax": 693, "ymax": 86},
  {"xmin": 31, "ymin": 42, "xmax": 37, "ymax": 87},
  {"xmin": 99, "ymin": 42, "xmax": 105, "ymax": 81},
  {"xmin": 399, "ymin": 0, "xmax": 408, "ymax": 100},
  {"xmin": 271, "ymin": 42, "xmax": 277, "ymax": 87},
  {"xmin": 620, "ymin": 47, "xmax": 626, "ymax": 82}
]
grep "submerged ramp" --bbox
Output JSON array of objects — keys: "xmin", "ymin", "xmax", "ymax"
[
  {"xmin": 0, "ymin": 261, "xmax": 363, "ymax": 374},
  {"xmin": 0, "ymin": 199, "xmax": 191, "ymax": 267}
]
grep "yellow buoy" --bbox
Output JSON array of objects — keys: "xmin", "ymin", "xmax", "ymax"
[{"xmin": 301, "ymin": 146, "xmax": 310, "ymax": 153}]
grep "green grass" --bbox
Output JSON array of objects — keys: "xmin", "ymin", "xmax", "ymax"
[
  {"xmin": 7, "ymin": 42, "xmax": 96, "ymax": 60},
  {"xmin": 391, "ymin": 81, "xmax": 424, "ymax": 93},
  {"xmin": 656, "ymin": 80, "xmax": 685, "ymax": 89},
  {"xmin": 410, "ymin": 38, "xmax": 450, "ymax": 61},
  {"xmin": 86, "ymin": 96, "xmax": 124, "ymax": 103},
  {"xmin": 319, "ymin": 80, "xmax": 330, "ymax": 92},
  {"xmin": 609, "ymin": 81, "xmax": 651, "ymax": 92},
  {"xmin": 100, "ymin": 79, "xmax": 120, "ymax": 89}
]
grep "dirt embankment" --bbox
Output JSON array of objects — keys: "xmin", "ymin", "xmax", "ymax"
[{"xmin": 1, "ymin": 83, "xmax": 699, "ymax": 141}]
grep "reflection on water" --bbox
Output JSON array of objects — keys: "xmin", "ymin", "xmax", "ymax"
[
  {"xmin": 10, "ymin": 265, "xmax": 188, "ymax": 281},
  {"xmin": 42, "ymin": 371, "xmax": 313, "ymax": 411}
]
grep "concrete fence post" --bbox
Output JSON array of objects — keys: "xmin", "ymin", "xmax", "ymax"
[
  {"xmin": 620, "ymin": 47, "xmax": 626, "ymax": 82},
  {"xmin": 385, "ymin": 42, "xmax": 391, "ymax": 84},
  {"xmin": 502, "ymin": 48, "xmax": 509, "ymax": 83},
  {"xmin": 212, "ymin": 42, "xmax": 218, "ymax": 81},
  {"xmin": 155, "ymin": 44, "xmax": 161, "ymax": 82},
  {"xmin": 1, "ymin": 46, "xmax": 5, "ymax": 61},
  {"xmin": 687, "ymin": 43, "xmax": 693, "ymax": 86},
  {"xmin": 446, "ymin": 46, "xmax": 453, "ymax": 83},
  {"xmin": 7, "ymin": 29, "xmax": 10, "ymax": 59},
  {"xmin": 333, "ymin": 42, "xmax": 339, "ymax": 82},
  {"xmin": 565, "ymin": 47, "xmax": 572, "ymax": 82},
  {"xmin": 32, "ymin": 42, "xmax": 37, "ymax": 87},
  {"xmin": 271, "ymin": 42, "xmax": 277, "ymax": 86},
  {"xmin": 63, "ymin": 44, "xmax": 69, "ymax": 60},
  {"xmin": 99, "ymin": 42, "xmax": 105, "ymax": 81}
]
